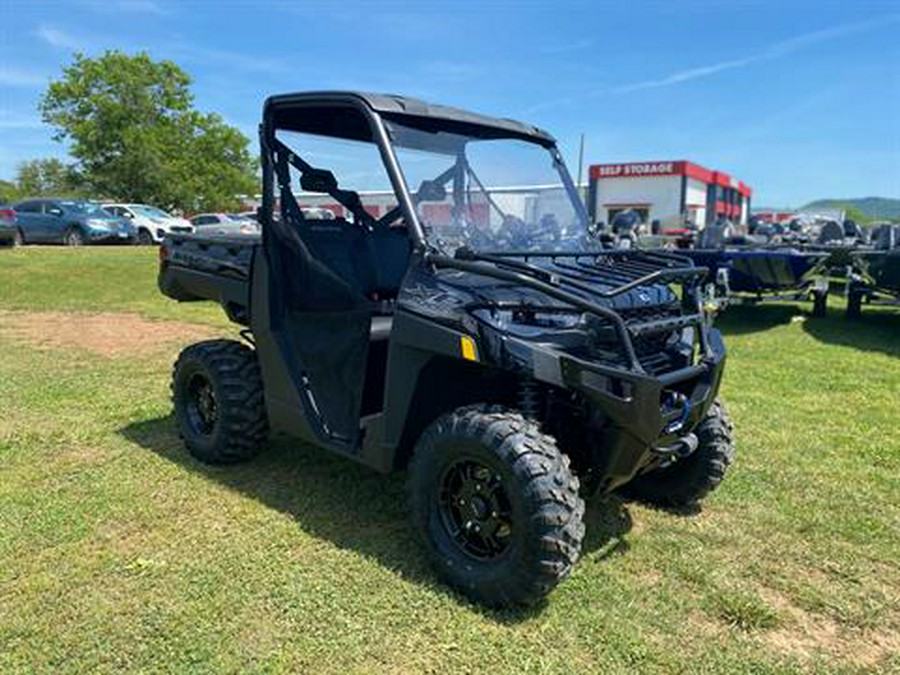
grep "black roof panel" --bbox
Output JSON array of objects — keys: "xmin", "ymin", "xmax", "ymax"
[{"xmin": 263, "ymin": 90, "xmax": 555, "ymax": 145}]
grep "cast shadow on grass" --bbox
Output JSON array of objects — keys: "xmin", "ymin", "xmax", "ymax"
[
  {"xmin": 802, "ymin": 305, "xmax": 900, "ymax": 358},
  {"xmin": 120, "ymin": 415, "xmax": 634, "ymax": 621},
  {"xmin": 714, "ymin": 303, "xmax": 802, "ymax": 337}
]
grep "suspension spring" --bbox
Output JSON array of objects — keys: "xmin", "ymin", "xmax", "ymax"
[{"xmin": 518, "ymin": 378, "xmax": 542, "ymax": 420}]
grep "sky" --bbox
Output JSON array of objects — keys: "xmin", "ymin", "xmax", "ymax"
[{"xmin": 1, "ymin": 0, "xmax": 898, "ymax": 208}]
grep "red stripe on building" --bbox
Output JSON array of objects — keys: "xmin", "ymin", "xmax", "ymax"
[{"xmin": 683, "ymin": 161, "xmax": 714, "ymax": 183}]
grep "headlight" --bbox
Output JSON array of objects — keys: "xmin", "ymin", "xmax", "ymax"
[
  {"xmin": 473, "ymin": 308, "xmax": 586, "ymax": 339},
  {"xmin": 87, "ymin": 219, "xmax": 111, "ymax": 229}
]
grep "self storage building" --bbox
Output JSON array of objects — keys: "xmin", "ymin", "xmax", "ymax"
[{"xmin": 587, "ymin": 160, "xmax": 752, "ymax": 231}]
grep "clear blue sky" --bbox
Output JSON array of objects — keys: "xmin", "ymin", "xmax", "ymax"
[{"xmin": 1, "ymin": 0, "xmax": 898, "ymax": 207}]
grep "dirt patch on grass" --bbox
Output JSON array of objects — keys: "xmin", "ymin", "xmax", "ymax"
[
  {"xmin": 0, "ymin": 310, "xmax": 216, "ymax": 358},
  {"xmin": 758, "ymin": 586, "xmax": 900, "ymax": 668}
]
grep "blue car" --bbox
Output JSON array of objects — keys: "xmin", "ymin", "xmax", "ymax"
[{"xmin": 12, "ymin": 198, "xmax": 136, "ymax": 245}]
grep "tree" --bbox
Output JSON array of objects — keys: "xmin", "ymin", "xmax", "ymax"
[
  {"xmin": 0, "ymin": 179, "xmax": 18, "ymax": 204},
  {"xmin": 14, "ymin": 158, "xmax": 83, "ymax": 198},
  {"xmin": 39, "ymin": 51, "xmax": 256, "ymax": 211}
]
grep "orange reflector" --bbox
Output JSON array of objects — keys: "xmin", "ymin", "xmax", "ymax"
[{"xmin": 460, "ymin": 336, "xmax": 478, "ymax": 361}]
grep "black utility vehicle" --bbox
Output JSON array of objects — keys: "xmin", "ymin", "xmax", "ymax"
[{"xmin": 160, "ymin": 92, "xmax": 734, "ymax": 607}]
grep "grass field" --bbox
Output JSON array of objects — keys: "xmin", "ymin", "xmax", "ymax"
[{"xmin": 1, "ymin": 247, "xmax": 898, "ymax": 673}]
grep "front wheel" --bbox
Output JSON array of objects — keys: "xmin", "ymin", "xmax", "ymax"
[
  {"xmin": 137, "ymin": 229, "xmax": 155, "ymax": 246},
  {"xmin": 64, "ymin": 227, "xmax": 84, "ymax": 246},
  {"xmin": 408, "ymin": 405, "xmax": 585, "ymax": 607},
  {"xmin": 623, "ymin": 398, "xmax": 735, "ymax": 508},
  {"xmin": 172, "ymin": 339, "xmax": 268, "ymax": 464}
]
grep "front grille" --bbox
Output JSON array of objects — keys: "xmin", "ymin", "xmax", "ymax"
[
  {"xmin": 170, "ymin": 226, "xmax": 192, "ymax": 233},
  {"xmin": 623, "ymin": 304, "xmax": 681, "ymax": 355},
  {"xmin": 590, "ymin": 303, "xmax": 692, "ymax": 375}
]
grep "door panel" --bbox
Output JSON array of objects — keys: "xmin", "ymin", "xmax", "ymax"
[
  {"xmin": 13, "ymin": 202, "xmax": 41, "ymax": 242},
  {"xmin": 38, "ymin": 203, "xmax": 62, "ymax": 242},
  {"xmin": 250, "ymin": 251, "xmax": 371, "ymax": 452}
]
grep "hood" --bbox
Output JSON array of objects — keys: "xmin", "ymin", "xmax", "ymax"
[
  {"xmin": 399, "ymin": 251, "xmax": 691, "ymax": 328},
  {"xmin": 83, "ymin": 214, "xmax": 133, "ymax": 230},
  {"xmin": 448, "ymin": 251, "xmax": 681, "ymax": 311},
  {"xmin": 150, "ymin": 216, "xmax": 193, "ymax": 230}
]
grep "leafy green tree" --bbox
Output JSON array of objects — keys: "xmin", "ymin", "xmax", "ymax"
[
  {"xmin": 14, "ymin": 158, "xmax": 83, "ymax": 198},
  {"xmin": 40, "ymin": 51, "xmax": 256, "ymax": 211},
  {"xmin": 0, "ymin": 179, "xmax": 18, "ymax": 204}
]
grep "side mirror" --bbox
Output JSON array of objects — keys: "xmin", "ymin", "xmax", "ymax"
[
  {"xmin": 122, "ymin": 211, "xmax": 134, "ymax": 219},
  {"xmin": 300, "ymin": 168, "xmax": 338, "ymax": 194},
  {"xmin": 416, "ymin": 179, "xmax": 447, "ymax": 202}
]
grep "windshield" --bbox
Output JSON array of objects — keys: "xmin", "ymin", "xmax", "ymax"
[
  {"xmin": 60, "ymin": 201, "xmax": 108, "ymax": 216},
  {"xmin": 386, "ymin": 120, "xmax": 592, "ymax": 255},
  {"xmin": 131, "ymin": 205, "xmax": 172, "ymax": 219}
]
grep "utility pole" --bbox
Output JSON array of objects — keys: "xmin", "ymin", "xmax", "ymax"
[{"xmin": 576, "ymin": 133, "xmax": 585, "ymax": 200}]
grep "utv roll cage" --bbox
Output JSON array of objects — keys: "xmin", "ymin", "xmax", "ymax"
[{"xmin": 260, "ymin": 91, "xmax": 558, "ymax": 254}]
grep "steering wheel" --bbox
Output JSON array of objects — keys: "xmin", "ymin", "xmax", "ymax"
[{"xmin": 495, "ymin": 215, "xmax": 530, "ymax": 250}]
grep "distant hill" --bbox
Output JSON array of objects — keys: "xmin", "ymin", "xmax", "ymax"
[{"xmin": 800, "ymin": 197, "xmax": 900, "ymax": 222}]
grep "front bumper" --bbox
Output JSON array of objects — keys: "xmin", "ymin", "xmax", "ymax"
[
  {"xmin": 517, "ymin": 327, "xmax": 727, "ymax": 490},
  {"xmin": 88, "ymin": 229, "xmax": 135, "ymax": 244}
]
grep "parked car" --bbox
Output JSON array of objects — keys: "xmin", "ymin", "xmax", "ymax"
[
  {"xmin": 0, "ymin": 206, "xmax": 19, "ymax": 247},
  {"xmin": 301, "ymin": 207, "xmax": 335, "ymax": 220},
  {"xmin": 190, "ymin": 213, "xmax": 260, "ymax": 236},
  {"xmin": 12, "ymin": 199, "xmax": 136, "ymax": 245},
  {"xmin": 228, "ymin": 211, "xmax": 259, "ymax": 222},
  {"xmin": 102, "ymin": 203, "xmax": 194, "ymax": 245}
]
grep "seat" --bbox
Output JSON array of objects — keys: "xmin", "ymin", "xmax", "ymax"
[
  {"xmin": 300, "ymin": 218, "xmax": 370, "ymax": 296},
  {"xmin": 350, "ymin": 227, "xmax": 412, "ymax": 299},
  {"xmin": 370, "ymin": 228, "xmax": 412, "ymax": 294},
  {"xmin": 300, "ymin": 217, "xmax": 411, "ymax": 301}
]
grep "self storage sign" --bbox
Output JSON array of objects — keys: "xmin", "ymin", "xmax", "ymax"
[{"xmin": 594, "ymin": 162, "xmax": 677, "ymax": 178}]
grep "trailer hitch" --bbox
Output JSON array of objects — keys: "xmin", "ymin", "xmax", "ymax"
[{"xmin": 661, "ymin": 392, "xmax": 692, "ymax": 435}]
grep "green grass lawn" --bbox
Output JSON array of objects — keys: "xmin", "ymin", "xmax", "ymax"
[{"xmin": 1, "ymin": 247, "xmax": 898, "ymax": 673}]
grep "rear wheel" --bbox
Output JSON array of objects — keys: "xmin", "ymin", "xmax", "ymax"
[
  {"xmin": 137, "ymin": 229, "xmax": 154, "ymax": 246},
  {"xmin": 847, "ymin": 286, "xmax": 864, "ymax": 319},
  {"xmin": 408, "ymin": 405, "xmax": 585, "ymax": 607},
  {"xmin": 64, "ymin": 227, "xmax": 84, "ymax": 246},
  {"xmin": 172, "ymin": 339, "xmax": 268, "ymax": 464},
  {"xmin": 811, "ymin": 289, "xmax": 827, "ymax": 317},
  {"xmin": 623, "ymin": 398, "xmax": 734, "ymax": 508}
]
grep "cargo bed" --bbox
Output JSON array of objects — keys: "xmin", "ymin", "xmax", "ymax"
[{"xmin": 158, "ymin": 233, "xmax": 259, "ymax": 325}]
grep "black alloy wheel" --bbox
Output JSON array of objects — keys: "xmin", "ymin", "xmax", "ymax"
[
  {"xmin": 185, "ymin": 372, "xmax": 218, "ymax": 437},
  {"xmin": 438, "ymin": 459, "xmax": 513, "ymax": 560}
]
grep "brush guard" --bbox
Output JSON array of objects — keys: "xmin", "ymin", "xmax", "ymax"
[{"xmin": 431, "ymin": 247, "xmax": 712, "ymax": 375}]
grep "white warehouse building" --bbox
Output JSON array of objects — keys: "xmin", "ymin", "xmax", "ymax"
[{"xmin": 587, "ymin": 160, "xmax": 752, "ymax": 231}]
